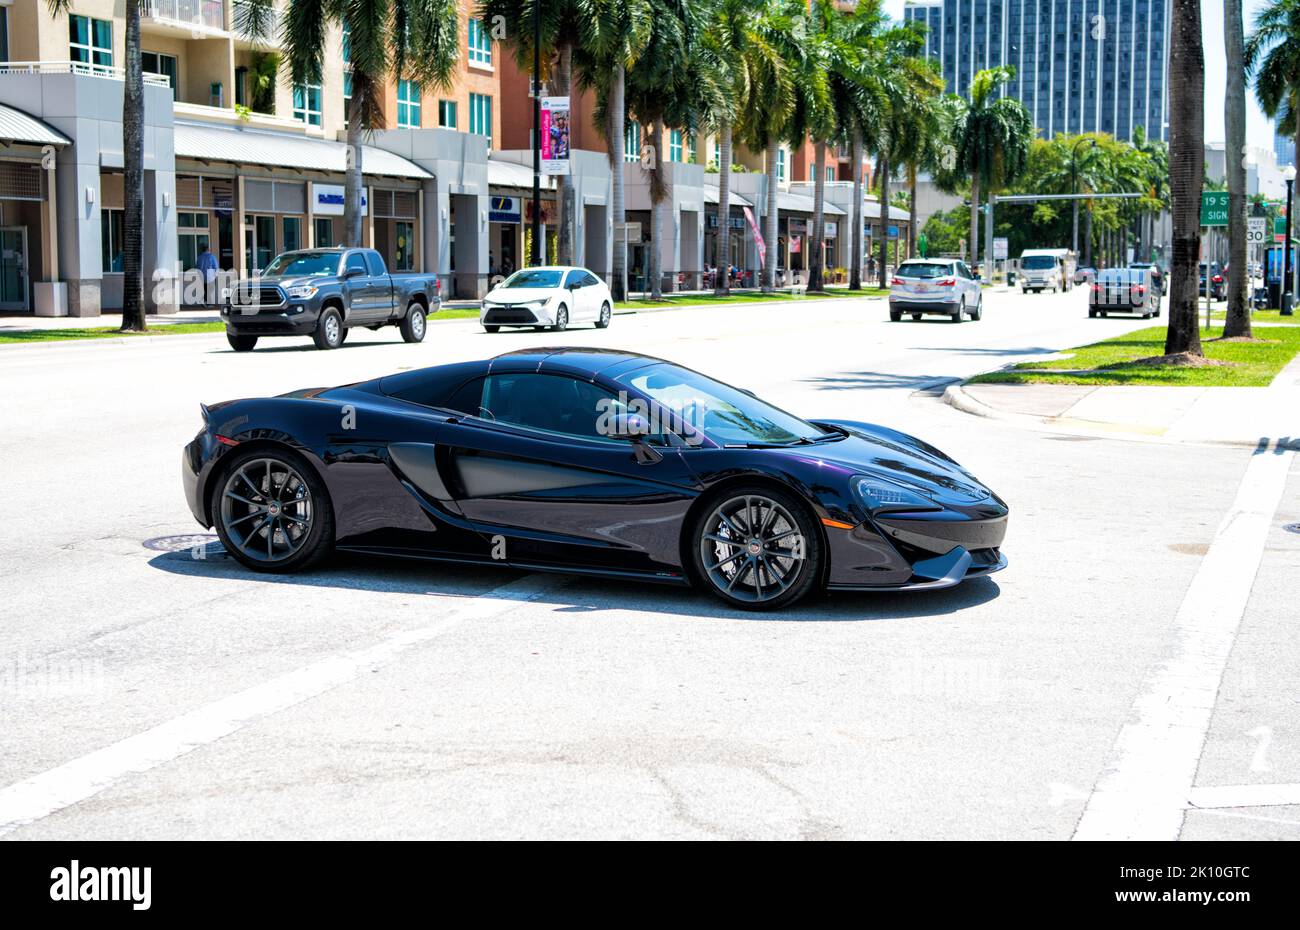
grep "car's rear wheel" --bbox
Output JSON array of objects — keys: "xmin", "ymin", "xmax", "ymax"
[
  {"xmin": 313, "ymin": 308, "xmax": 343, "ymax": 349},
  {"xmin": 213, "ymin": 447, "xmax": 334, "ymax": 574},
  {"xmin": 969, "ymin": 294, "xmax": 983, "ymax": 321},
  {"xmin": 951, "ymin": 299, "xmax": 963, "ymax": 323},
  {"xmin": 1088, "ymin": 309, "xmax": 1097, "ymax": 318},
  {"xmin": 690, "ymin": 488, "xmax": 822, "ymax": 611},
  {"xmin": 400, "ymin": 300, "xmax": 427, "ymax": 343},
  {"xmin": 596, "ymin": 301, "xmax": 611, "ymax": 328},
  {"xmin": 911, "ymin": 313, "xmax": 921, "ymax": 320},
  {"xmin": 484, "ymin": 324, "xmax": 500, "ymax": 333},
  {"xmin": 227, "ymin": 333, "xmax": 257, "ymax": 352},
  {"xmin": 552, "ymin": 305, "xmax": 569, "ymax": 332},
  {"xmin": 889, "ymin": 309, "xmax": 902, "ymax": 322}
]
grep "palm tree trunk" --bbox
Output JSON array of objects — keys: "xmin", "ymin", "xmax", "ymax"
[
  {"xmin": 809, "ymin": 142, "xmax": 827, "ymax": 291},
  {"xmin": 610, "ymin": 64, "xmax": 627, "ymax": 301},
  {"xmin": 648, "ymin": 119, "xmax": 664, "ymax": 300},
  {"xmin": 968, "ymin": 173, "xmax": 979, "ymax": 269},
  {"xmin": 1224, "ymin": 0, "xmax": 1250, "ymax": 337},
  {"xmin": 849, "ymin": 128, "xmax": 863, "ymax": 290},
  {"xmin": 879, "ymin": 154, "xmax": 891, "ymax": 289},
  {"xmin": 908, "ymin": 163, "xmax": 918, "ymax": 260},
  {"xmin": 121, "ymin": 3, "xmax": 146, "ymax": 331},
  {"xmin": 1165, "ymin": 0, "xmax": 1205, "ymax": 356},
  {"xmin": 553, "ymin": 42, "xmax": 576, "ymax": 266},
  {"xmin": 344, "ymin": 89, "xmax": 365, "ymax": 248},
  {"xmin": 763, "ymin": 138, "xmax": 779, "ymax": 292},
  {"xmin": 715, "ymin": 124, "xmax": 733, "ymax": 295}
]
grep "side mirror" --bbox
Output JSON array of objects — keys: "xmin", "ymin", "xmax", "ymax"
[
  {"xmin": 342, "ymin": 266, "xmax": 364, "ymax": 279},
  {"xmin": 607, "ymin": 413, "xmax": 651, "ymax": 441}
]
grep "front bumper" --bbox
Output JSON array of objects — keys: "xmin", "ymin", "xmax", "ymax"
[
  {"xmin": 222, "ymin": 304, "xmax": 320, "ymax": 336},
  {"xmin": 481, "ymin": 304, "xmax": 552, "ymax": 326}
]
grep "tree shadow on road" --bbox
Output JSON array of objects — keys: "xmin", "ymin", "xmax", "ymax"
[{"xmin": 146, "ymin": 538, "xmax": 1002, "ymax": 623}]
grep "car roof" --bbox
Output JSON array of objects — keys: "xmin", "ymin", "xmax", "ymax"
[{"xmin": 487, "ymin": 347, "xmax": 666, "ymax": 379}]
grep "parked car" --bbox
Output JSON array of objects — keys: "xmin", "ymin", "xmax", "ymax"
[
  {"xmin": 1074, "ymin": 266, "xmax": 1097, "ymax": 285},
  {"xmin": 1128, "ymin": 262, "xmax": 1164, "ymax": 296},
  {"xmin": 1089, "ymin": 267, "xmax": 1160, "ymax": 319},
  {"xmin": 221, "ymin": 248, "xmax": 439, "ymax": 352},
  {"xmin": 1019, "ymin": 248, "xmax": 1077, "ymax": 293},
  {"xmin": 1199, "ymin": 261, "xmax": 1228, "ymax": 300},
  {"xmin": 480, "ymin": 266, "xmax": 613, "ymax": 333},
  {"xmin": 182, "ymin": 349, "xmax": 1008, "ymax": 610},
  {"xmin": 889, "ymin": 258, "xmax": 983, "ymax": 323}
]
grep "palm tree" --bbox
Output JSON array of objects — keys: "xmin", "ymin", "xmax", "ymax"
[
  {"xmin": 574, "ymin": 1, "xmax": 651, "ymax": 300},
  {"xmin": 46, "ymin": 0, "xmax": 145, "ymax": 330},
  {"xmin": 484, "ymin": 1, "xmax": 607, "ymax": 267},
  {"xmin": 789, "ymin": 2, "xmax": 835, "ymax": 292},
  {"xmin": 946, "ymin": 67, "xmax": 1033, "ymax": 276},
  {"xmin": 1165, "ymin": 0, "xmax": 1205, "ymax": 356},
  {"xmin": 243, "ymin": 1, "xmax": 459, "ymax": 249},
  {"xmin": 904, "ymin": 94, "xmax": 962, "ymax": 261},
  {"xmin": 737, "ymin": 1, "xmax": 797, "ymax": 292}
]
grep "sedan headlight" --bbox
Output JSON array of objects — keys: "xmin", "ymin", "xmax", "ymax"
[
  {"xmin": 852, "ymin": 475, "xmax": 942, "ymax": 513},
  {"xmin": 285, "ymin": 285, "xmax": 318, "ymax": 299}
]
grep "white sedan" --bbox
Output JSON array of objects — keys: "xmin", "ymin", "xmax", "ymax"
[{"xmin": 480, "ymin": 266, "xmax": 613, "ymax": 333}]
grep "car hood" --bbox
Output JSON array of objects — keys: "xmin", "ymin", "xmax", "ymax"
[
  {"xmin": 485, "ymin": 287, "xmax": 559, "ymax": 304},
  {"xmin": 793, "ymin": 419, "xmax": 997, "ymax": 506},
  {"xmin": 253, "ymin": 275, "xmax": 335, "ymax": 289}
]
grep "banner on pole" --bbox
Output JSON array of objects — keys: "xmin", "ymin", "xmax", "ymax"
[
  {"xmin": 743, "ymin": 206, "xmax": 765, "ymax": 267},
  {"xmin": 540, "ymin": 97, "xmax": 571, "ymax": 176}
]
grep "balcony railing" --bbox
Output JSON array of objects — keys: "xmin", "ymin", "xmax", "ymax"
[
  {"xmin": 0, "ymin": 60, "xmax": 173, "ymax": 87},
  {"xmin": 143, "ymin": 0, "xmax": 226, "ymax": 32}
]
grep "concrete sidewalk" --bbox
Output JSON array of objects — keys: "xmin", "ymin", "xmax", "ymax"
[{"xmin": 945, "ymin": 353, "xmax": 1300, "ymax": 447}]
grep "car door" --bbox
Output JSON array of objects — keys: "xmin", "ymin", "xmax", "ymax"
[
  {"xmin": 434, "ymin": 371, "xmax": 701, "ymax": 576},
  {"xmin": 581, "ymin": 271, "xmax": 605, "ymax": 318},
  {"xmin": 339, "ymin": 251, "xmax": 374, "ymax": 323},
  {"xmin": 562, "ymin": 269, "xmax": 591, "ymax": 321},
  {"xmin": 361, "ymin": 250, "xmax": 395, "ymax": 322}
]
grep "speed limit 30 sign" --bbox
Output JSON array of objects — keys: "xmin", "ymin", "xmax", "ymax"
[{"xmin": 1247, "ymin": 217, "xmax": 1267, "ymax": 244}]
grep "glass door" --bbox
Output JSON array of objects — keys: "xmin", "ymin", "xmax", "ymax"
[
  {"xmin": 0, "ymin": 227, "xmax": 29, "ymax": 310},
  {"xmin": 244, "ymin": 215, "xmax": 276, "ymax": 273}
]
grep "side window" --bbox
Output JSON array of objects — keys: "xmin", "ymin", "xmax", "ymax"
[
  {"xmin": 582, "ymin": 272, "xmax": 601, "ymax": 287},
  {"xmin": 365, "ymin": 250, "xmax": 387, "ymax": 276},
  {"xmin": 479, "ymin": 373, "xmax": 628, "ymax": 441},
  {"xmin": 956, "ymin": 263, "xmax": 970, "ymax": 279},
  {"xmin": 445, "ymin": 377, "xmax": 487, "ymax": 417},
  {"xmin": 344, "ymin": 252, "xmax": 367, "ymax": 277},
  {"xmin": 564, "ymin": 270, "xmax": 584, "ymax": 289}
]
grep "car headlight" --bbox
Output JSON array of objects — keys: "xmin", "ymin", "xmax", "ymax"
[
  {"xmin": 851, "ymin": 475, "xmax": 941, "ymax": 513},
  {"xmin": 285, "ymin": 285, "xmax": 317, "ymax": 299}
]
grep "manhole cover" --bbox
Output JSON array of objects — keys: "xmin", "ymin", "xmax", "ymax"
[
  {"xmin": 1285, "ymin": 523, "xmax": 1300, "ymax": 535},
  {"xmin": 141, "ymin": 534, "xmax": 225, "ymax": 554}
]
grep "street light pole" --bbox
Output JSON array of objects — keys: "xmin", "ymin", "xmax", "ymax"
[
  {"xmin": 1284, "ymin": 166, "xmax": 1296, "ymax": 315},
  {"xmin": 1071, "ymin": 138, "xmax": 1096, "ymax": 258},
  {"xmin": 530, "ymin": 1, "xmax": 541, "ymax": 267}
]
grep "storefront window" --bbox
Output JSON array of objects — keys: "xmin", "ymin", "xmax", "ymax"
[
  {"xmin": 283, "ymin": 217, "xmax": 302, "ymax": 253},
  {"xmin": 394, "ymin": 222, "xmax": 414, "ymax": 271},
  {"xmin": 398, "ymin": 80, "xmax": 421, "ymax": 128},
  {"xmin": 177, "ymin": 212, "xmax": 211, "ymax": 271},
  {"xmin": 293, "ymin": 83, "xmax": 322, "ymax": 127},
  {"xmin": 101, "ymin": 209, "xmax": 125, "ymax": 272},
  {"xmin": 70, "ymin": 15, "xmax": 112, "ymax": 70},
  {"xmin": 314, "ymin": 218, "xmax": 335, "ymax": 249}
]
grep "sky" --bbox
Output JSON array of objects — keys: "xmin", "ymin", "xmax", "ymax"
[{"xmin": 881, "ymin": 0, "xmax": 1274, "ymax": 150}]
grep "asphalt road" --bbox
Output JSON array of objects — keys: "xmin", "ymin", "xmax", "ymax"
[{"xmin": 1, "ymin": 286, "xmax": 1296, "ymax": 840}]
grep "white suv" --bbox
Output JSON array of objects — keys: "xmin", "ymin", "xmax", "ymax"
[{"xmin": 889, "ymin": 259, "xmax": 984, "ymax": 323}]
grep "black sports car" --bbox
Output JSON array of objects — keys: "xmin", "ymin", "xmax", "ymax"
[{"xmin": 182, "ymin": 349, "xmax": 1008, "ymax": 610}]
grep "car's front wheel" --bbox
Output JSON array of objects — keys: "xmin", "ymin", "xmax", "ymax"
[
  {"xmin": 483, "ymin": 324, "xmax": 500, "ymax": 334},
  {"xmin": 595, "ymin": 301, "xmax": 611, "ymax": 329},
  {"xmin": 690, "ymin": 487, "xmax": 822, "ymax": 611},
  {"xmin": 313, "ymin": 308, "xmax": 344, "ymax": 350},
  {"xmin": 212, "ymin": 447, "xmax": 334, "ymax": 574},
  {"xmin": 552, "ymin": 305, "xmax": 569, "ymax": 332},
  {"xmin": 227, "ymin": 333, "xmax": 257, "ymax": 352},
  {"xmin": 400, "ymin": 301, "xmax": 427, "ymax": 343}
]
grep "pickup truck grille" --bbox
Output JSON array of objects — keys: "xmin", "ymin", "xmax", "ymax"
[{"xmin": 229, "ymin": 284, "xmax": 285, "ymax": 308}]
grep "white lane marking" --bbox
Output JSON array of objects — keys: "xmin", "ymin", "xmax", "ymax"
[
  {"xmin": 1188, "ymin": 783, "xmax": 1300, "ymax": 810},
  {"xmin": 1073, "ymin": 447, "xmax": 1296, "ymax": 840},
  {"xmin": 0, "ymin": 574, "xmax": 560, "ymax": 836}
]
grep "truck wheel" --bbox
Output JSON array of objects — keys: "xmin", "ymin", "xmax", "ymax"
[
  {"xmin": 313, "ymin": 308, "xmax": 344, "ymax": 350},
  {"xmin": 227, "ymin": 333, "xmax": 257, "ymax": 352},
  {"xmin": 400, "ymin": 301, "xmax": 427, "ymax": 343}
]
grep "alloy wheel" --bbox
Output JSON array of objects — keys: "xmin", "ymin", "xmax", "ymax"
[
  {"xmin": 219, "ymin": 457, "xmax": 314, "ymax": 564},
  {"xmin": 698, "ymin": 494, "xmax": 807, "ymax": 605}
]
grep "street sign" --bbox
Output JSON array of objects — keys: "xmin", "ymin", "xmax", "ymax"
[
  {"xmin": 614, "ymin": 222, "xmax": 641, "ymax": 242},
  {"xmin": 993, "ymin": 237, "xmax": 1008, "ymax": 260},
  {"xmin": 1275, "ymin": 216, "xmax": 1287, "ymax": 235},
  {"xmin": 1200, "ymin": 191, "xmax": 1229, "ymax": 227},
  {"xmin": 1248, "ymin": 217, "xmax": 1267, "ymax": 244}
]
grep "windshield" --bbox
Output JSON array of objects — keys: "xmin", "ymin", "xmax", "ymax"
[
  {"xmin": 897, "ymin": 262, "xmax": 952, "ymax": 279},
  {"xmin": 617, "ymin": 363, "xmax": 832, "ymax": 446},
  {"xmin": 262, "ymin": 251, "xmax": 340, "ymax": 277},
  {"xmin": 502, "ymin": 269, "xmax": 564, "ymax": 288},
  {"xmin": 1021, "ymin": 255, "xmax": 1057, "ymax": 270}
]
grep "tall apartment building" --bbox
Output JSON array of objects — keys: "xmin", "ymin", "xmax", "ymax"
[
  {"xmin": 904, "ymin": 0, "xmax": 1170, "ymax": 143},
  {"xmin": 0, "ymin": 0, "xmax": 507, "ymax": 315},
  {"xmin": 1275, "ymin": 118, "xmax": 1295, "ymax": 170}
]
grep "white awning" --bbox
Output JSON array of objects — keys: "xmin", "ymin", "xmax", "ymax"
[
  {"xmin": 778, "ymin": 190, "xmax": 846, "ymax": 216},
  {"xmin": 702, "ymin": 185, "xmax": 752, "ymax": 208},
  {"xmin": 173, "ymin": 122, "xmax": 431, "ymax": 179},
  {"xmin": 487, "ymin": 157, "xmax": 553, "ymax": 190},
  {"xmin": 0, "ymin": 104, "xmax": 70, "ymax": 146}
]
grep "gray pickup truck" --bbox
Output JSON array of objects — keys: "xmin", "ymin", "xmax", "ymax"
[{"xmin": 221, "ymin": 247, "xmax": 439, "ymax": 351}]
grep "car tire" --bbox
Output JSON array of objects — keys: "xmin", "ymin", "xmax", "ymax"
[
  {"xmin": 911, "ymin": 313, "xmax": 921, "ymax": 320},
  {"xmin": 1099, "ymin": 311, "xmax": 1108, "ymax": 318},
  {"xmin": 551, "ymin": 305, "xmax": 569, "ymax": 332},
  {"xmin": 400, "ymin": 301, "xmax": 427, "ymax": 343},
  {"xmin": 212, "ymin": 446, "xmax": 334, "ymax": 575},
  {"xmin": 227, "ymin": 333, "xmax": 257, "ymax": 352},
  {"xmin": 484, "ymin": 325, "xmax": 500, "ymax": 333},
  {"xmin": 532, "ymin": 325, "xmax": 547, "ymax": 332},
  {"xmin": 951, "ymin": 300, "xmax": 963, "ymax": 323},
  {"xmin": 1088, "ymin": 309, "xmax": 1097, "ymax": 318},
  {"xmin": 688, "ymin": 486, "xmax": 823, "ymax": 611},
  {"xmin": 969, "ymin": 294, "xmax": 983, "ymax": 321},
  {"xmin": 595, "ymin": 301, "xmax": 611, "ymax": 329},
  {"xmin": 313, "ymin": 308, "xmax": 344, "ymax": 350},
  {"xmin": 889, "ymin": 310, "xmax": 902, "ymax": 322}
]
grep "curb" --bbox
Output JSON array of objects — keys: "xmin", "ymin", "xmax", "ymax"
[{"xmin": 940, "ymin": 382, "xmax": 1267, "ymax": 449}]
